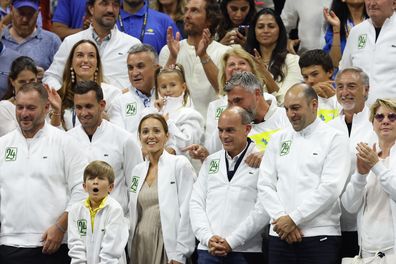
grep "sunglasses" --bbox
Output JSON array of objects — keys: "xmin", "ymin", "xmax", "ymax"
[{"xmin": 374, "ymin": 113, "xmax": 396, "ymax": 122}]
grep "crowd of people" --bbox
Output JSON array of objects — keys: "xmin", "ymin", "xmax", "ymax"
[{"xmin": 0, "ymin": 0, "xmax": 395, "ymax": 263}]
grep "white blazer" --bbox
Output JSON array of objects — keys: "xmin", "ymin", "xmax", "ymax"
[
  {"xmin": 129, "ymin": 151, "xmax": 196, "ymax": 263},
  {"xmin": 68, "ymin": 196, "xmax": 129, "ymax": 264}
]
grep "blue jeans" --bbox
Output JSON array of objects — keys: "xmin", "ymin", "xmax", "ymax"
[
  {"xmin": 268, "ymin": 235, "xmax": 341, "ymax": 264},
  {"xmin": 197, "ymin": 249, "xmax": 265, "ymax": 264}
]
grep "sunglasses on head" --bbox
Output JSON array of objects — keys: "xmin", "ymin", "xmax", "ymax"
[{"xmin": 374, "ymin": 113, "xmax": 396, "ymax": 122}]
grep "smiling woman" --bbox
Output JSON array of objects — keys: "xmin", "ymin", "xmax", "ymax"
[
  {"xmin": 128, "ymin": 113, "xmax": 196, "ymax": 264},
  {"xmin": 48, "ymin": 39, "xmax": 121, "ymax": 130}
]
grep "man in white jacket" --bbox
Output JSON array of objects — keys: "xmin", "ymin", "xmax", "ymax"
[
  {"xmin": 67, "ymin": 80, "xmax": 142, "ymax": 215},
  {"xmin": 190, "ymin": 106, "xmax": 270, "ymax": 264},
  {"xmin": 339, "ymin": 0, "xmax": 396, "ymax": 105},
  {"xmin": 328, "ymin": 67, "xmax": 377, "ymax": 258},
  {"xmin": 108, "ymin": 43, "xmax": 159, "ymax": 137},
  {"xmin": 43, "ymin": 0, "xmax": 141, "ymax": 90},
  {"xmin": 0, "ymin": 82, "xmax": 87, "ymax": 263},
  {"xmin": 258, "ymin": 83, "xmax": 350, "ymax": 264},
  {"xmin": 187, "ymin": 72, "xmax": 290, "ymax": 168}
]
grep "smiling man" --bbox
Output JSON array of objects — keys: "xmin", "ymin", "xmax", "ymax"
[
  {"xmin": 258, "ymin": 83, "xmax": 350, "ymax": 264},
  {"xmin": 340, "ymin": 0, "xmax": 396, "ymax": 105},
  {"xmin": 67, "ymin": 80, "xmax": 142, "ymax": 215},
  {"xmin": 43, "ymin": 0, "xmax": 140, "ymax": 90},
  {"xmin": 190, "ymin": 106, "xmax": 269, "ymax": 264},
  {"xmin": 328, "ymin": 67, "xmax": 377, "ymax": 259},
  {"xmin": 108, "ymin": 43, "xmax": 159, "ymax": 137},
  {"xmin": 0, "ymin": 82, "xmax": 87, "ymax": 263}
]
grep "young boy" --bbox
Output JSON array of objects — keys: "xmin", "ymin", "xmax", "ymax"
[
  {"xmin": 68, "ymin": 160, "xmax": 129, "ymax": 264},
  {"xmin": 299, "ymin": 49, "xmax": 341, "ymax": 122}
]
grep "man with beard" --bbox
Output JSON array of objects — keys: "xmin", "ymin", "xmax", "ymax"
[
  {"xmin": 186, "ymin": 72, "xmax": 289, "ymax": 168},
  {"xmin": 1, "ymin": 0, "xmax": 61, "ymax": 70},
  {"xmin": 159, "ymin": 0, "xmax": 230, "ymax": 118},
  {"xmin": 0, "ymin": 82, "xmax": 87, "ymax": 263},
  {"xmin": 117, "ymin": 0, "xmax": 180, "ymax": 54},
  {"xmin": 43, "ymin": 0, "xmax": 140, "ymax": 90},
  {"xmin": 328, "ymin": 67, "xmax": 376, "ymax": 259}
]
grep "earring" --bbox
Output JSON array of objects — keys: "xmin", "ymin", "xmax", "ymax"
[
  {"xmin": 70, "ymin": 67, "xmax": 75, "ymax": 83},
  {"xmin": 94, "ymin": 68, "xmax": 98, "ymax": 83}
]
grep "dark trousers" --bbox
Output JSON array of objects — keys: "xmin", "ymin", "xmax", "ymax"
[
  {"xmin": 0, "ymin": 244, "xmax": 70, "ymax": 264},
  {"xmin": 340, "ymin": 231, "xmax": 359, "ymax": 258},
  {"xmin": 197, "ymin": 249, "xmax": 265, "ymax": 264},
  {"xmin": 268, "ymin": 235, "xmax": 341, "ymax": 264}
]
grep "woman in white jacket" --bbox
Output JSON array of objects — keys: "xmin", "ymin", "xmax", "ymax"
[
  {"xmin": 129, "ymin": 114, "xmax": 196, "ymax": 264},
  {"xmin": 342, "ymin": 98, "xmax": 396, "ymax": 257}
]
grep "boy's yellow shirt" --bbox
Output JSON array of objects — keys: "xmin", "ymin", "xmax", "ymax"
[{"xmin": 84, "ymin": 196, "xmax": 108, "ymax": 232}]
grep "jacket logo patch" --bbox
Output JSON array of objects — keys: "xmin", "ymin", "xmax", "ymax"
[
  {"xmin": 77, "ymin": 219, "xmax": 87, "ymax": 236},
  {"xmin": 208, "ymin": 159, "xmax": 220, "ymax": 174},
  {"xmin": 280, "ymin": 140, "xmax": 291, "ymax": 156},
  {"xmin": 215, "ymin": 106, "xmax": 226, "ymax": 120},
  {"xmin": 5, "ymin": 147, "xmax": 17, "ymax": 161},
  {"xmin": 358, "ymin": 34, "xmax": 367, "ymax": 49},
  {"xmin": 126, "ymin": 102, "xmax": 137, "ymax": 116},
  {"xmin": 130, "ymin": 176, "xmax": 140, "ymax": 193}
]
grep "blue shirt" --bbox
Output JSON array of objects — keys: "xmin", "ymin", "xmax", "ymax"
[
  {"xmin": 0, "ymin": 43, "xmax": 21, "ymax": 99},
  {"xmin": 1, "ymin": 26, "xmax": 61, "ymax": 70},
  {"xmin": 52, "ymin": 0, "xmax": 85, "ymax": 28},
  {"xmin": 116, "ymin": 3, "xmax": 181, "ymax": 54}
]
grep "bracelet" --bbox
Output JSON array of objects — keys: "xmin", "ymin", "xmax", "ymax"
[
  {"xmin": 55, "ymin": 223, "xmax": 66, "ymax": 233},
  {"xmin": 333, "ymin": 31, "xmax": 340, "ymax": 34},
  {"xmin": 200, "ymin": 56, "xmax": 211, "ymax": 65}
]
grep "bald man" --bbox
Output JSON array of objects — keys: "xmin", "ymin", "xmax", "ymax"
[
  {"xmin": 258, "ymin": 83, "xmax": 350, "ymax": 264},
  {"xmin": 190, "ymin": 106, "xmax": 269, "ymax": 264}
]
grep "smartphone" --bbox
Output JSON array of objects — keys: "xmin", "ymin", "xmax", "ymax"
[{"xmin": 238, "ymin": 25, "xmax": 249, "ymax": 36}]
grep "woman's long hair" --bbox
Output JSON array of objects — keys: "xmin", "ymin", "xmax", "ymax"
[
  {"xmin": 245, "ymin": 8, "xmax": 288, "ymax": 83},
  {"xmin": 327, "ymin": 0, "xmax": 367, "ymax": 39},
  {"xmin": 59, "ymin": 39, "xmax": 104, "ymax": 111},
  {"xmin": 5, "ymin": 56, "xmax": 38, "ymax": 100},
  {"xmin": 217, "ymin": 0, "xmax": 256, "ymax": 41}
]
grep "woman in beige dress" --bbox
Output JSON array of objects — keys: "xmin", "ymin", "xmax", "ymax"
[{"xmin": 129, "ymin": 114, "xmax": 196, "ymax": 264}]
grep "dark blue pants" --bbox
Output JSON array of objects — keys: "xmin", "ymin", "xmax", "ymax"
[
  {"xmin": 197, "ymin": 249, "xmax": 265, "ymax": 264},
  {"xmin": 268, "ymin": 235, "xmax": 341, "ymax": 264},
  {"xmin": 0, "ymin": 244, "xmax": 70, "ymax": 264},
  {"xmin": 340, "ymin": 231, "xmax": 359, "ymax": 258}
]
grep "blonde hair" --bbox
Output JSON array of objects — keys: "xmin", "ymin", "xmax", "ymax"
[
  {"xmin": 369, "ymin": 98, "xmax": 396, "ymax": 123},
  {"xmin": 83, "ymin": 160, "xmax": 115, "ymax": 184},
  {"xmin": 154, "ymin": 63, "xmax": 190, "ymax": 106},
  {"xmin": 218, "ymin": 47, "xmax": 263, "ymax": 95}
]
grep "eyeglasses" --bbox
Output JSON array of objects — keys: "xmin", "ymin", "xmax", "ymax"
[{"xmin": 374, "ymin": 113, "xmax": 396, "ymax": 122}]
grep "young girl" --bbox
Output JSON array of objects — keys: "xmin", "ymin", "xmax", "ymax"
[{"xmin": 144, "ymin": 64, "xmax": 204, "ymax": 156}]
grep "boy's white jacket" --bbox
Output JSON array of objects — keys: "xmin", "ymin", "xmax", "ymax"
[
  {"xmin": 0, "ymin": 123, "xmax": 87, "ymax": 246},
  {"xmin": 68, "ymin": 119, "xmax": 143, "ymax": 214},
  {"xmin": 129, "ymin": 151, "xmax": 196, "ymax": 263},
  {"xmin": 190, "ymin": 142, "xmax": 270, "ymax": 252},
  {"xmin": 259, "ymin": 119, "xmax": 350, "ymax": 237},
  {"xmin": 68, "ymin": 196, "xmax": 129, "ymax": 264}
]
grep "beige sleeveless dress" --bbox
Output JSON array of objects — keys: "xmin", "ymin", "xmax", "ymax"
[{"xmin": 130, "ymin": 178, "xmax": 168, "ymax": 264}]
